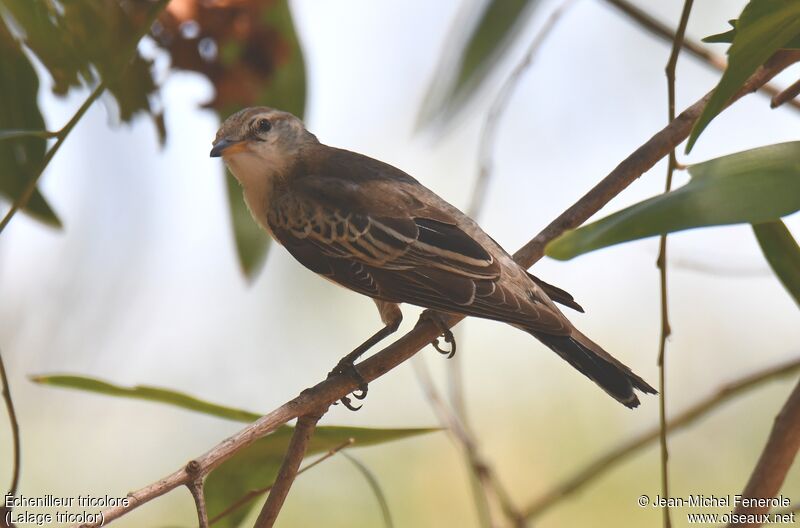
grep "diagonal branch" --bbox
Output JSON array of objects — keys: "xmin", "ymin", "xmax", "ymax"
[
  {"xmin": 0, "ymin": 348, "xmax": 21, "ymax": 501},
  {"xmin": 521, "ymin": 357, "xmax": 800, "ymax": 521},
  {"xmin": 75, "ymin": 49, "xmax": 800, "ymax": 528},
  {"xmin": 252, "ymin": 411, "xmax": 325, "ymax": 528},
  {"xmin": 724, "ymin": 378, "xmax": 800, "ymax": 528}
]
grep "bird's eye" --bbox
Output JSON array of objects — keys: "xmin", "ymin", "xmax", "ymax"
[{"xmin": 256, "ymin": 118, "xmax": 272, "ymax": 133}]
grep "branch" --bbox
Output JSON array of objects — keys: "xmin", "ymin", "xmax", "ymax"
[
  {"xmin": 209, "ymin": 438, "xmax": 354, "ymax": 525},
  {"xmin": 253, "ymin": 411, "xmax": 324, "ymax": 528},
  {"xmin": 602, "ymin": 0, "xmax": 800, "ymax": 113},
  {"xmin": 521, "ymin": 357, "xmax": 800, "ymax": 521},
  {"xmin": 725, "ymin": 378, "xmax": 800, "ymax": 528},
  {"xmin": 656, "ymin": 1, "xmax": 694, "ymax": 526},
  {"xmin": 513, "ymin": 50, "xmax": 800, "ymax": 266},
  {"xmin": 0, "ymin": 348, "xmax": 21, "ymax": 509},
  {"xmin": 78, "ymin": 50, "xmax": 800, "ymax": 528}
]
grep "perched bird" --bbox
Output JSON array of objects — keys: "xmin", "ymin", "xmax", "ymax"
[{"xmin": 211, "ymin": 107, "xmax": 656, "ymax": 408}]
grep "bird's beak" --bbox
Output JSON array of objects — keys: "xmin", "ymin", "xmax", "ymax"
[{"xmin": 210, "ymin": 138, "xmax": 248, "ymax": 158}]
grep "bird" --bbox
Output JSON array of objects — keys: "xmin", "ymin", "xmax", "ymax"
[{"xmin": 210, "ymin": 106, "xmax": 656, "ymax": 409}]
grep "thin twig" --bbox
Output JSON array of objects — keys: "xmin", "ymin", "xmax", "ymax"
[
  {"xmin": 209, "ymin": 438, "xmax": 354, "ymax": 526},
  {"xmin": 413, "ymin": 359, "xmax": 522, "ymax": 528},
  {"xmin": 725, "ymin": 378, "xmax": 800, "ymax": 528},
  {"xmin": 253, "ymin": 412, "xmax": 325, "ymax": 528},
  {"xmin": 0, "ymin": 130, "xmax": 59, "ymax": 141},
  {"xmin": 771, "ymin": 77, "xmax": 800, "ymax": 108},
  {"xmin": 521, "ymin": 356, "xmax": 800, "ymax": 521},
  {"xmin": 656, "ymin": 2, "xmax": 693, "ymax": 526},
  {"xmin": 0, "ymin": 349, "xmax": 20, "ymax": 499},
  {"xmin": 76, "ymin": 50, "xmax": 800, "ymax": 528},
  {"xmin": 341, "ymin": 452, "xmax": 395, "ymax": 528},
  {"xmin": 602, "ymin": 0, "xmax": 800, "ymax": 112},
  {"xmin": 187, "ymin": 476, "xmax": 209, "ymax": 528}
]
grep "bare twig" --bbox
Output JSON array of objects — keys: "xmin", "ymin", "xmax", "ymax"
[
  {"xmin": 725, "ymin": 378, "xmax": 800, "ymax": 528},
  {"xmin": 656, "ymin": 2, "xmax": 694, "ymax": 526},
  {"xmin": 209, "ymin": 438, "xmax": 354, "ymax": 526},
  {"xmin": 341, "ymin": 452, "xmax": 395, "ymax": 528},
  {"xmin": 771, "ymin": 78, "xmax": 800, "ymax": 108},
  {"xmin": 413, "ymin": 359, "xmax": 522, "ymax": 528},
  {"xmin": 0, "ymin": 349, "xmax": 20, "ymax": 499},
  {"xmin": 187, "ymin": 475, "xmax": 209, "ymax": 528},
  {"xmin": 521, "ymin": 357, "xmax": 800, "ymax": 521},
  {"xmin": 602, "ymin": 0, "xmax": 800, "ymax": 112},
  {"xmin": 253, "ymin": 412, "xmax": 325, "ymax": 528},
  {"xmin": 77, "ymin": 50, "xmax": 800, "ymax": 528}
]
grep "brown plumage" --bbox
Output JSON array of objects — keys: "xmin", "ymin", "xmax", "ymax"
[{"xmin": 211, "ymin": 107, "xmax": 656, "ymax": 408}]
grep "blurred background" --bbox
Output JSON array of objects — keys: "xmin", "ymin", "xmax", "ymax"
[{"xmin": 0, "ymin": 0, "xmax": 798, "ymax": 526}]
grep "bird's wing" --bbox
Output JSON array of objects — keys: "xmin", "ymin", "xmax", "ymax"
[{"xmin": 268, "ymin": 174, "xmax": 570, "ymax": 334}]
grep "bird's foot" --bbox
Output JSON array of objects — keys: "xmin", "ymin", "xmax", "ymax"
[
  {"xmin": 328, "ymin": 358, "xmax": 369, "ymax": 411},
  {"xmin": 420, "ymin": 311, "xmax": 457, "ymax": 359}
]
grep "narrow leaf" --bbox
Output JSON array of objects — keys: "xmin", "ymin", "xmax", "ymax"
[
  {"xmin": 30, "ymin": 374, "xmax": 263, "ymax": 422},
  {"xmin": 752, "ymin": 220, "xmax": 800, "ymax": 306},
  {"xmin": 546, "ymin": 142, "xmax": 800, "ymax": 260},
  {"xmin": 687, "ymin": 0, "xmax": 800, "ymax": 152},
  {"xmin": 418, "ymin": 0, "xmax": 541, "ymax": 126}
]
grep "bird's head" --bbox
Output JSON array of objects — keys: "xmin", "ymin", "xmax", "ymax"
[{"xmin": 210, "ymin": 107, "xmax": 317, "ymax": 183}]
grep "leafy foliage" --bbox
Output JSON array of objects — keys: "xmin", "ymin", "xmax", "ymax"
[
  {"xmin": 0, "ymin": 22, "xmax": 60, "ymax": 226},
  {"xmin": 688, "ymin": 0, "xmax": 800, "ymax": 151},
  {"xmin": 546, "ymin": 142, "xmax": 800, "ymax": 260}
]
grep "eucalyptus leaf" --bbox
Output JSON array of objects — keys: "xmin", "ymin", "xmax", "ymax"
[
  {"xmin": 752, "ymin": 220, "xmax": 800, "ymax": 306},
  {"xmin": 546, "ymin": 142, "xmax": 800, "ymax": 260},
  {"xmin": 704, "ymin": 19, "xmax": 800, "ymax": 48},
  {"xmin": 687, "ymin": 0, "xmax": 800, "ymax": 152},
  {"xmin": 418, "ymin": 0, "xmax": 541, "ymax": 126},
  {"xmin": 30, "ymin": 374, "xmax": 263, "ymax": 422}
]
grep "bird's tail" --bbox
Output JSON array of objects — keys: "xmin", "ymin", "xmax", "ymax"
[{"xmin": 529, "ymin": 328, "xmax": 657, "ymax": 408}]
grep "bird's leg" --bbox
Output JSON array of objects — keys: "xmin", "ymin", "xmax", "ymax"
[
  {"xmin": 329, "ymin": 300, "xmax": 402, "ymax": 411},
  {"xmin": 419, "ymin": 310, "xmax": 457, "ymax": 359}
]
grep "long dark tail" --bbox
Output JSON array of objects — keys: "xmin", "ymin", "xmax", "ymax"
[{"xmin": 530, "ymin": 329, "xmax": 657, "ymax": 408}]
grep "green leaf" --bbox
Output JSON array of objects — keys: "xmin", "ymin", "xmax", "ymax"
[
  {"xmin": 225, "ymin": 170, "xmax": 270, "ymax": 279},
  {"xmin": 0, "ymin": 0, "xmax": 165, "ymax": 140},
  {"xmin": 0, "ymin": 20, "xmax": 61, "ymax": 227},
  {"xmin": 704, "ymin": 18, "xmax": 800, "ymax": 48},
  {"xmin": 418, "ymin": 0, "xmax": 541, "ymax": 126},
  {"xmin": 687, "ymin": 0, "xmax": 800, "ymax": 152},
  {"xmin": 545, "ymin": 142, "xmax": 800, "ymax": 260},
  {"xmin": 31, "ymin": 372, "xmax": 436, "ymax": 528},
  {"xmin": 752, "ymin": 220, "xmax": 800, "ymax": 306},
  {"xmin": 206, "ymin": 425, "xmax": 434, "ymax": 528},
  {"xmin": 30, "ymin": 374, "xmax": 263, "ymax": 422}
]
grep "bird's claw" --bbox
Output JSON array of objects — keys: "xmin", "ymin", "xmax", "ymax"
[
  {"xmin": 422, "ymin": 312, "xmax": 457, "ymax": 359},
  {"xmin": 328, "ymin": 359, "xmax": 369, "ymax": 411}
]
